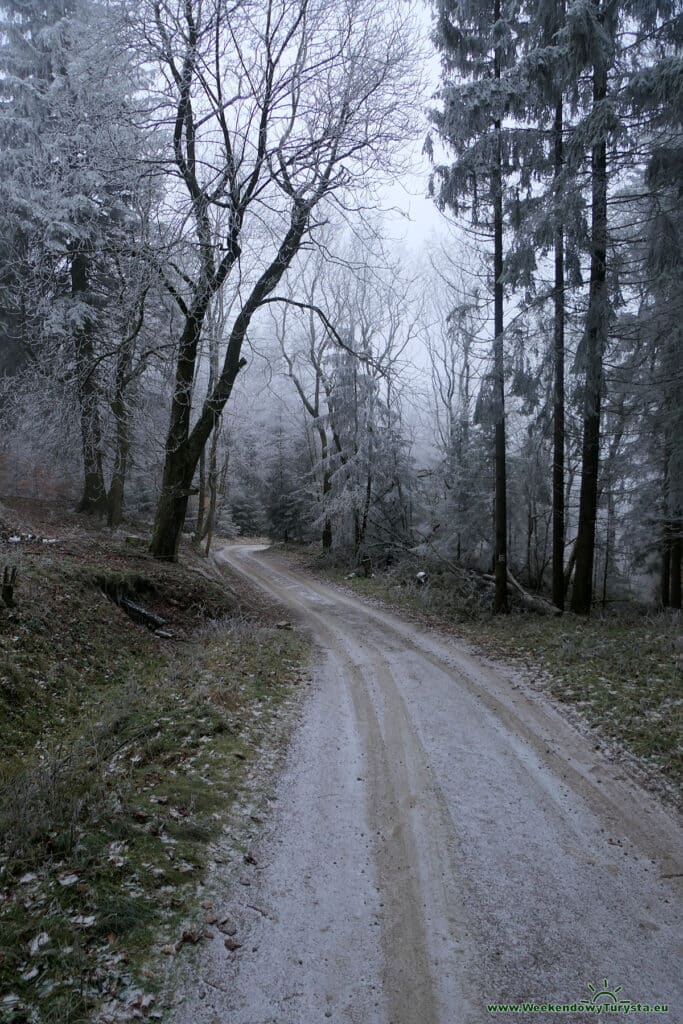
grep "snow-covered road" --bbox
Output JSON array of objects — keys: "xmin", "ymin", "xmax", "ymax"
[{"xmin": 169, "ymin": 544, "xmax": 682, "ymax": 1024}]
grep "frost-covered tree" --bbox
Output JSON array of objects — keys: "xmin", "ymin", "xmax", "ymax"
[
  {"xmin": 273, "ymin": 235, "xmax": 418, "ymax": 559},
  {"xmin": 0, "ymin": 0, "xmax": 156, "ymax": 516},
  {"xmin": 138, "ymin": 0, "xmax": 419, "ymax": 560},
  {"xmin": 564, "ymin": 0, "xmax": 682, "ymax": 612},
  {"xmin": 429, "ymin": 0, "xmax": 528, "ymax": 612},
  {"xmin": 425, "ymin": 259, "xmax": 493, "ymax": 567}
]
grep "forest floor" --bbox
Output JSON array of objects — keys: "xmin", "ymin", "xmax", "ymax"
[
  {"xmin": 0, "ymin": 503, "xmax": 310, "ymax": 1024},
  {"xmin": 278, "ymin": 545, "xmax": 682, "ymax": 810}
]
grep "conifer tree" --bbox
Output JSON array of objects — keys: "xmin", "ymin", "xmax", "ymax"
[
  {"xmin": 430, "ymin": 0, "xmax": 526, "ymax": 612},
  {"xmin": 0, "ymin": 0, "xmax": 151, "ymax": 514}
]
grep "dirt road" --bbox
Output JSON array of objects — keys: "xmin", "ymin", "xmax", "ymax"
[{"xmin": 170, "ymin": 544, "xmax": 682, "ymax": 1024}]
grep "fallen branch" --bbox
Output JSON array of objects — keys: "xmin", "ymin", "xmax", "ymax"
[{"xmin": 118, "ymin": 595, "xmax": 167, "ymax": 630}]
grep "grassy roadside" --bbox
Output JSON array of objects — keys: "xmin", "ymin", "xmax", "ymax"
[
  {"xmin": 0, "ymin": 503, "xmax": 309, "ymax": 1024},
  {"xmin": 277, "ymin": 545, "xmax": 682, "ymax": 807}
]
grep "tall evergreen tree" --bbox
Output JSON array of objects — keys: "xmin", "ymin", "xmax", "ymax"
[
  {"xmin": 0, "ymin": 0, "xmax": 152, "ymax": 514},
  {"xmin": 430, "ymin": 0, "xmax": 526, "ymax": 612},
  {"xmin": 567, "ymin": 0, "xmax": 682, "ymax": 612}
]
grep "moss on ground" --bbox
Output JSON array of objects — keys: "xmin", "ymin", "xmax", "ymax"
[{"xmin": 0, "ymin": 504, "xmax": 309, "ymax": 1024}]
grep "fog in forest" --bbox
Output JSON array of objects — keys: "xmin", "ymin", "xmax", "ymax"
[{"xmin": 1, "ymin": 0, "xmax": 681, "ymax": 614}]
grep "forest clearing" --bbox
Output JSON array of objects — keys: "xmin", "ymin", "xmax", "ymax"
[{"xmin": 1, "ymin": 0, "xmax": 682, "ymax": 1020}]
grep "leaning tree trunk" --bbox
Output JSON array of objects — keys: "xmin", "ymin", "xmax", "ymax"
[
  {"xmin": 150, "ymin": 204, "xmax": 311, "ymax": 560},
  {"xmin": 72, "ymin": 251, "xmax": 107, "ymax": 517},
  {"xmin": 201, "ymin": 415, "xmax": 222, "ymax": 552},
  {"xmin": 571, "ymin": 56, "xmax": 608, "ymax": 616},
  {"xmin": 203, "ymin": 446, "xmax": 219, "ymax": 555}
]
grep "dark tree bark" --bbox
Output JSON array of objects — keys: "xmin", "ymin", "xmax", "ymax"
[
  {"xmin": 203, "ymin": 430, "xmax": 221, "ymax": 555},
  {"xmin": 492, "ymin": 0, "xmax": 508, "ymax": 614},
  {"xmin": 671, "ymin": 525, "xmax": 682, "ymax": 610},
  {"xmin": 150, "ymin": 204, "xmax": 312, "ymax": 559},
  {"xmin": 571, "ymin": 50, "xmax": 609, "ymax": 615},
  {"xmin": 552, "ymin": 97, "xmax": 566, "ymax": 611}
]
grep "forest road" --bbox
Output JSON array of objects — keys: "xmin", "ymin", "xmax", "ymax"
[{"xmin": 170, "ymin": 543, "xmax": 683, "ymax": 1024}]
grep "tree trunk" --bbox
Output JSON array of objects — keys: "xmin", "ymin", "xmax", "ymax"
[
  {"xmin": 203, "ymin": 430, "xmax": 220, "ymax": 555},
  {"xmin": 492, "ymin": 156, "xmax": 508, "ymax": 605},
  {"xmin": 194, "ymin": 449, "xmax": 207, "ymax": 545},
  {"xmin": 358, "ymin": 472, "xmax": 373, "ymax": 552},
  {"xmin": 571, "ymin": 53, "xmax": 608, "ymax": 615},
  {"xmin": 107, "ymin": 392, "xmax": 130, "ymax": 529},
  {"xmin": 150, "ymin": 204, "xmax": 311, "ymax": 560},
  {"xmin": 491, "ymin": 0, "xmax": 508, "ymax": 614},
  {"xmin": 661, "ymin": 527, "xmax": 671, "ymax": 608},
  {"xmin": 601, "ymin": 484, "xmax": 614, "ymax": 608},
  {"xmin": 671, "ymin": 525, "xmax": 682, "ymax": 610},
  {"xmin": 73, "ymin": 250, "xmax": 107, "ymax": 517},
  {"xmin": 552, "ymin": 97, "xmax": 566, "ymax": 611},
  {"xmin": 318, "ymin": 426, "xmax": 333, "ymax": 550},
  {"xmin": 150, "ymin": 449, "xmax": 196, "ymax": 560},
  {"xmin": 564, "ymin": 540, "xmax": 576, "ymax": 596},
  {"xmin": 206, "ymin": 448, "xmax": 230, "ymax": 556}
]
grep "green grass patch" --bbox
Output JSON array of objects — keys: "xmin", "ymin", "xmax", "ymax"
[{"xmin": 0, "ymin": 511, "xmax": 309, "ymax": 1024}]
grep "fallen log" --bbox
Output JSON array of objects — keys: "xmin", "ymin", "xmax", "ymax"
[
  {"xmin": 118, "ymin": 595, "xmax": 167, "ymax": 630},
  {"xmin": 481, "ymin": 570, "xmax": 561, "ymax": 616}
]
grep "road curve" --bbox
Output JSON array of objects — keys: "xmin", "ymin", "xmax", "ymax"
[{"xmin": 170, "ymin": 543, "xmax": 682, "ymax": 1024}]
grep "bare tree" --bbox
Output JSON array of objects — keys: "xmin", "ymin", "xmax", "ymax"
[
  {"xmin": 274, "ymin": 234, "xmax": 418, "ymax": 557},
  {"xmin": 134, "ymin": 0, "xmax": 418, "ymax": 558}
]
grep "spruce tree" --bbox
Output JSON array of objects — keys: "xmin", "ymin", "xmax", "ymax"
[
  {"xmin": 430, "ymin": 0, "xmax": 526, "ymax": 612},
  {"xmin": 0, "ymin": 0, "xmax": 150, "ymax": 514}
]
